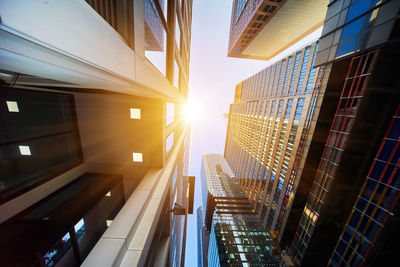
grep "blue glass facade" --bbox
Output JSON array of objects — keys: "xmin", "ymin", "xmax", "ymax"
[
  {"xmin": 315, "ymin": 0, "xmax": 400, "ymax": 66},
  {"xmin": 202, "ymin": 155, "xmax": 280, "ymax": 266},
  {"xmin": 224, "ymin": 42, "xmax": 325, "ymax": 238},
  {"xmin": 197, "ymin": 207, "xmax": 204, "ymax": 267},
  {"xmin": 208, "ymin": 222, "xmax": 221, "ymax": 267}
]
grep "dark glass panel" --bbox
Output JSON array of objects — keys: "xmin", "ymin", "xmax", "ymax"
[{"xmin": 0, "ymin": 87, "xmax": 81, "ymax": 202}]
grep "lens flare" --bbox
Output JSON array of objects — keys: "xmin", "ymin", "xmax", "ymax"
[{"xmin": 182, "ymin": 100, "xmax": 200, "ymax": 123}]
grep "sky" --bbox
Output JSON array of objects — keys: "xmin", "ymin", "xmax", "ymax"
[
  {"xmin": 184, "ymin": 1, "xmax": 322, "ymax": 265},
  {"xmin": 184, "ymin": 0, "xmax": 267, "ymax": 265}
]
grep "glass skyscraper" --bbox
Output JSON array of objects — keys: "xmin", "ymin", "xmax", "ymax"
[
  {"xmin": 284, "ymin": 0, "xmax": 400, "ymax": 266},
  {"xmin": 201, "ymin": 154, "xmax": 280, "ymax": 266},
  {"xmin": 224, "ymin": 42, "xmax": 326, "ymax": 245},
  {"xmin": 226, "ymin": 1, "xmax": 400, "ymax": 266}
]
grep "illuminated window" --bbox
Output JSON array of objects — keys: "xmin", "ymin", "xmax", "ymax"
[
  {"xmin": 6, "ymin": 101, "xmax": 19, "ymax": 112},
  {"xmin": 130, "ymin": 108, "xmax": 141, "ymax": 119},
  {"xmin": 19, "ymin": 145, "xmax": 31, "ymax": 156},
  {"xmin": 132, "ymin": 152, "xmax": 143, "ymax": 162},
  {"xmin": 105, "ymin": 191, "xmax": 112, "ymax": 197}
]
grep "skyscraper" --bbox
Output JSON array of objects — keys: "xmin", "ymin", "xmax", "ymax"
[
  {"xmin": 224, "ymin": 41, "xmax": 326, "ymax": 244},
  {"xmin": 201, "ymin": 154, "xmax": 280, "ymax": 266},
  {"xmin": 226, "ymin": 1, "xmax": 400, "ymax": 266},
  {"xmin": 228, "ymin": 0, "xmax": 328, "ymax": 59},
  {"xmin": 0, "ymin": 1, "xmax": 194, "ymax": 266},
  {"xmin": 285, "ymin": 0, "xmax": 400, "ymax": 266}
]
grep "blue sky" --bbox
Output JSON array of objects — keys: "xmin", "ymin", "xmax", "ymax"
[
  {"xmin": 184, "ymin": 0, "xmax": 268, "ymax": 265},
  {"xmin": 183, "ymin": 1, "xmax": 322, "ymax": 265}
]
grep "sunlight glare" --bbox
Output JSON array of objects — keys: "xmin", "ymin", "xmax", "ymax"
[{"xmin": 182, "ymin": 100, "xmax": 200, "ymax": 123}]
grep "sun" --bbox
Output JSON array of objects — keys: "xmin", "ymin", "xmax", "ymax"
[{"xmin": 181, "ymin": 99, "xmax": 200, "ymax": 123}]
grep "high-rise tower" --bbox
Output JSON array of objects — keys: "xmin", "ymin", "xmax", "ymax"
[
  {"xmin": 201, "ymin": 154, "xmax": 280, "ymax": 266},
  {"xmin": 0, "ymin": 1, "xmax": 194, "ymax": 266},
  {"xmin": 285, "ymin": 1, "xmax": 400, "ymax": 266},
  {"xmin": 228, "ymin": 0, "xmax": 328, "ymax": 59},
  {"xmin": 225, "ymin": 0, "xmax": 400, "ymax": 266},
  {"xmin": 224, "ymin": 42, "xmax": 325, "ymax": 243}
]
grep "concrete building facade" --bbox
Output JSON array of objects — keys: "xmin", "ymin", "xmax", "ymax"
[{"xmin": 0, "ymin": 0, "xmax": 194, "ymax": 266}]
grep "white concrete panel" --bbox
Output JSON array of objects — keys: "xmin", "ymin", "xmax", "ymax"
[
  {"xmin": 243, "ymin": 0, "xmax": 328, "ymax": 59},
  {"xmin": 136, "ymin": 169, "xmax": 161, "ymax": 191},
  {"xmin": 0, "ymin": 0, "xmax": 135, "ymax": 80},
  {"xmin": 119, "ymin": 250, "xmax": 142, "ymax": 267},
  {"xmin": 0, "ymin": 31, "xmax": 139, "ymax": 94},
  {"xmin": 102, "ymin": 189, "xmax": 149, "ymax": 240},
  {"xmin": 81, "ymin": 237, "xmax": 126, "ymax": 267},
  {"xmin": 135, "ymin": 54, "xmax": 182, "ymax": 101},
  {"xmin": 83, "ymin": 129, "xmax": 187, "ymax": 265},
  {"xmin": 128, "ymin": 197, "xmax": 162, "ymax": 251}
]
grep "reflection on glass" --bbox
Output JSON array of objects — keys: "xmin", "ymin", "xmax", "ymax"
[
  {"xmin": 337, "ymin": 37, "xmax": 359, "ymax": 57},
  {"xmin": 166, "ymin": 102, "xmax": 175, "ymax": 126},
  {"xmin": 6, "ymin": 101, "xmax": 19, "ymax": 112},
  {"xmin": 166, "ymin": 131, "xmax": 174, "ymax": 155},
  {"xmin": 18, "ymin": 145, "xmax": 31, "ymax": 156},
  {"xmin": 172, "ymin": 166, "xmax": 178, "ymax": 190},
  {"xmin": 174, "ymin": 60, "xmax": 180, "ymax": 89},
  {"xmin": 175, "ymin": 13, "xmax": 181, "ymax": 51},
  {"xmin": 74, "ymin": 218, "xmax": 85, "ymax": 239},
  {"xmin": 145, "ymin": 0, "xmax": 167, "ymax": 76},
  {"xmin": 44, "ymin": 232, "xmax": 72, "ymax": 267}
]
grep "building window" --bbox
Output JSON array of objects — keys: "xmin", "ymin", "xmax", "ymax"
[
  {"xmin": 172, "ymin": 166, "xmax": 178, "ymax": 190},
  {"xmin": 294, "ymin": 98, "xmax": 305, "ymax": 122},
  {"xmin": 145, "ymin": 0, "xmax": 167, "ymax": 76},
  {"xmin": 166, "ymin": 102, "xmax": 175, "ymax": 126},
  {"xmin": 305, "ymin": 45, "xmax": 319, "ymax": 94},
  {"xmin": 18, "ymin": 145, "xmax": 31, "ymax": 156},
  {"xmin": 0, "ymin": 88, "xmax": 82, "ymax": 202},
  {"xmin": 289, "ymin": 53, "xmax": 301, "ymax": 95},
  {"xmin": 74, "ymin": 218, "xmax": 86, "ymax": 239},
  {"xmin": 6, "ymin": 101, "xmax": 19, "ymax": 112},
  {"xmin": 174, "ymin": 60, "xmax": 180, "ymax": 89},
  {"xmin": 166, "ymin": 131, "xmax": 174, "ymax": 155},
  {"xmin": 132, "ymin": 152, "xmax": 143, "ymax": 162},
  {"xmin": 175, "ymin": 13, "xmax": 181, "ymax": 51},
  {"xmin": 296, "ymin": 47, "xmax": 311, "ymax": 95},
  {"xmin": 130, "ymin": 108, "xmax": 141, "ymax": 119}
]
